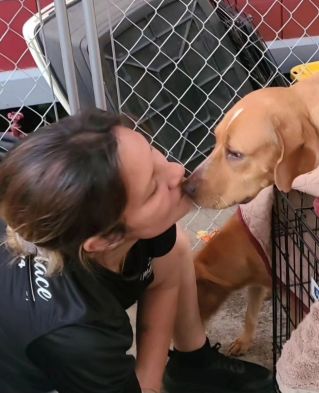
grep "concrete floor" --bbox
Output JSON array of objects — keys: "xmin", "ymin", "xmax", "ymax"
[
  {"xmin": 182, "ymin": 207, "xmax": 273, "ymax": 370},
  {"xmin": 128, "ymin": 206, "xmax": 273, "ymax": 371}
]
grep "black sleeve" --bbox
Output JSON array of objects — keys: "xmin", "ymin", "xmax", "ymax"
[
  {"xmin": 147, "ymin": 224, "xmax": 177, "ymax": 258},
  {"xmin": 27, "ymin": 325, "xmax": 142, "ymax": 393}
]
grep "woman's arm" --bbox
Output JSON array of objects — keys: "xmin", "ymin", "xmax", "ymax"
[{"xmin": 135, "ymin": 225, "xmax": 191, "ymax": 392}]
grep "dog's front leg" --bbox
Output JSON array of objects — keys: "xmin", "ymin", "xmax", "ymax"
[{"xmin": 228, "ymin": 285, "xmax": 268, "ymax": 356}]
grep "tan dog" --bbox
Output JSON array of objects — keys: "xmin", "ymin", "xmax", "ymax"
[
  {"xmin": 187, "ymin": 75, "xmax": 319, "ymax": 355},
  {"xmin": 184, "ymin": 73, "xmax": 319, "ymax": 208},
  {"xmin": 195, "ymin": 210, "xmax": 271, "ymax": 356}
]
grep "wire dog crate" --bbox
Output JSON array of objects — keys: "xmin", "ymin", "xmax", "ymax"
[{"xmin": 272, "ymin": 188, "xmax": 319, "ymax": 391}]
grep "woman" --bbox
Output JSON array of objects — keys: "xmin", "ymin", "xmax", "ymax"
[{"xmin": 0, "ymin": 109, "xmax": 273, "ymax": 393}]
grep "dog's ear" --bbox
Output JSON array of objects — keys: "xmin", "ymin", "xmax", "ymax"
[{"xmin": 274, "ymin": 119, "xmax": 319, "ymax": 193}]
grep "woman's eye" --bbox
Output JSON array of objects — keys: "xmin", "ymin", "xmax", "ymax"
[{"xmin": 226, "ymin": 149, "xmax": 244, "ymax": 160}]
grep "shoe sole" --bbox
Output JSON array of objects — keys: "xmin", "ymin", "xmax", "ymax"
[{"xmin": 163, "ymin": 374, "xmax": 275, "ymax": 393}]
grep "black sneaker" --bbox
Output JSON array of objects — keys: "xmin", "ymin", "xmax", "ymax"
[{"xmin": 163, "ymin": 343, "xmax": 274, "ymax": 393}]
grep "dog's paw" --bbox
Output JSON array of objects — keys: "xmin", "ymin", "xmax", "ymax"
[{"xmin": 227, "ymin": 337, "xmax": 252, "ymax": 356}]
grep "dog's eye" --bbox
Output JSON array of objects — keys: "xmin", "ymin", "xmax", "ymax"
[{"xmin": 226, "ymin": 148, "xmax": 244, "ymax": 160}]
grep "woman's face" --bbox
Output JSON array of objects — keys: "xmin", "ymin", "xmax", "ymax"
[{"xmin": 116, "ymin": 126, "xmax": 193, "ymax": 239}]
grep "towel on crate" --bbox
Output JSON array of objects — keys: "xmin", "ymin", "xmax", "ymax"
[{"xmin": 276, "ymin": 301, "xmax": 319, "ymax": 393}]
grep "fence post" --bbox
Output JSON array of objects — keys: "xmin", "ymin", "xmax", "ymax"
[
  {"xmin": 53, "ymin": 0, "xmax": 80, "ymax": 115},
  {"xmin": 82, "ymin": 0, "xmax": 107, "ymax": 110}
]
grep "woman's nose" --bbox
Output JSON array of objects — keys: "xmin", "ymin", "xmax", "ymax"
[{"xmin": 167, "ymin": 162, "xmax": 185, "ymax": 189}]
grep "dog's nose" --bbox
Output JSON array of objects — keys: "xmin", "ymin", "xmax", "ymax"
[
  {"xmin": 183, "ymin": 164, "xmax": 205, "ymax": 199},
  {"xmin": 182, "ymin": 178, "xmax": 197, "ymax": 198}
]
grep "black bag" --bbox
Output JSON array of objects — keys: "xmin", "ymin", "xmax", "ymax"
[{"xmin": 214, "ymin": 0, "xmax": 289, "ymax": 89}]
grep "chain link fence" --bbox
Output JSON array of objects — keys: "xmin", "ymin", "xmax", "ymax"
[
  {"xmin": 2, "ymin": 0, "xmax": 319, "ymax": 242},
  {"xmin": 1, "ymin": 0, "xmax": 319, "ymax": 235},
  {"xmin": 1, "ymin": 0, "xmax": 319, "ymax": 381},
  {"xmin": 0, "ymin": 0, "xmax": 60, "ymax": 134}
]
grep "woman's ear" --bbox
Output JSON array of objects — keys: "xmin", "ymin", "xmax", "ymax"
[{"xmin": 83, "ymin": 232, "xmax": 125, "ymax": 253}]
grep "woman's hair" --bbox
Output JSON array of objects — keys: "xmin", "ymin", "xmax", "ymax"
[{"xmin": 0, "ymin": 109, "xmax": 127, "ymax": 274}]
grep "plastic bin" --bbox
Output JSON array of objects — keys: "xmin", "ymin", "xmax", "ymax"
[{"xmin": 290, "ymin": 61, "xmax": 319, "ymax": 81}]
